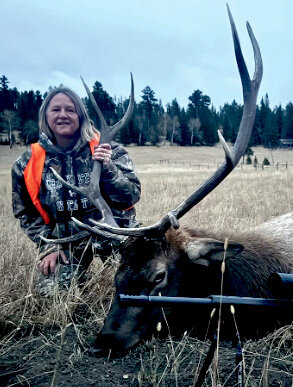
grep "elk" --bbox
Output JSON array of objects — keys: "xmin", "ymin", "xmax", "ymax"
[{"xmin": 41, "ymin": 7, "xmax": 293, "ymax": 354}]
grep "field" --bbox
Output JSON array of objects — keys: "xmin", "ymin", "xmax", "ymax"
[{"xmin": 0, "ymin": 144, "xmax": 293, "ymax": 386}]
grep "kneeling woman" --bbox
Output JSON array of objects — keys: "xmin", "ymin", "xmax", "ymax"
[{"xmin": 12, "ymin": 86, "xmax": 140, "ymax": 293}]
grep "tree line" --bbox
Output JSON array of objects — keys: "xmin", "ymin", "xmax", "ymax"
[{"xmin": 0, "ymin": 74, "xmax": 293, "ymax": 148}]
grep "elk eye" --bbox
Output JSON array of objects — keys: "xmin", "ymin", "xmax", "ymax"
[{"xmin": 153, "ymin": 271, "xmax": 166, "ymax": 284}]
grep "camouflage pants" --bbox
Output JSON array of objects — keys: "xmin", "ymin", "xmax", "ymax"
[{"xmin": 36, "ymin": 239, "xmax": 114, "ymax": 296}]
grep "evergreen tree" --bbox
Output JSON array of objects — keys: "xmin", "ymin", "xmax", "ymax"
[
  {"xmin": 0, "ymin": 110, "xmax": 21, "ymax": 147},
  {"xmin": 282, "ymin": 102, "xmax": 293, "ymax": 139},
  {"xmin": 22, "ymin": 119, "xmax": 39, "ymax": 144},
  {"xmin": 262, "ymin": 111, "xmax": 279, "ymax": 148},
  {"xmin": 251, "ymin": 105, "xmax": 263, "ymax": 145},
  {"xmin": 0, "ymin": 75, "xmax": 14, "ymax": 111},
  {"xmin": 179, "ymin": 108, "xmax": 189, "ymax": 146},
  {"xmin": 258, "ymin": 94, "xmax": 271, "ymax": 141},
  {"xmin": 139, "ymin": 85, "xmax": 158, "ymax": 143},
  {"xmin": 187, "ymin": 89, "xmax": 217, "ymax": 145},
  {"xmin": 86, "ymin": 81, "xmax": 116, "ymax": 127},
  {"xmin": 274, "ymin": 105, "xmax": 284, "ymax": 138}
]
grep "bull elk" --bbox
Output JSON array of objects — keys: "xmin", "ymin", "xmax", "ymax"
[{"xmin": 41, "ymin": 7, "xmax": 293, "ymax": 354}]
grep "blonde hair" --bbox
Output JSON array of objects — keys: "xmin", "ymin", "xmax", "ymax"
[{"xmin": 38, "ymin": 86, "xmax": 99, "ymax": 142}]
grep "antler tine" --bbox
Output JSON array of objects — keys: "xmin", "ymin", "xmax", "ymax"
[
  {"xmin": 40, "ymin": 230, "xmax": 92, "ymax": 244},
  {"xmin": 109, "ymin": 73, "xmax": 135, "ymax": 138},
  {"xmin": 81, "ymin": 76, "xmax": 108, "ymax": 135},
  {"xmin": 85, "ymin": 7, "xmax": 263, "ymax": 239},
  {"xmin": 48, "ymin": 165, "xmax": 119, "ymax": 228},
  {"xmin": 81, "ymin": 74, "xmax": 134, "ymax": 144},
  {"xmin": 227, "ymin": 4, "xmax": 263, "ymax": 164},
  {"xmin": 39, "ymin": 218, "xmax": 126, "ymax": 245}
]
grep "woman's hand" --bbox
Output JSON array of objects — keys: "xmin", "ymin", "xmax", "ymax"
[
  {"xmin": 38, "ymin": 250, "xmax": 69, "ymax": 276},
  {"xmin": 92, "ymin": 143, "xmax": 112, "ymax": 167}
]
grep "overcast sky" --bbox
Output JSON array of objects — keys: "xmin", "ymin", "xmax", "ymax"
[{"xmin": 1, "ymin": 0, "xmax": 292, "ymax": 109}]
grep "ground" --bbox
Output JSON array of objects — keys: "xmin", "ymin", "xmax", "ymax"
[
  {"xmin": 1, "ymin": 144, "xmax": 293, "ymax": 386},
  {"xmin": 1, "ymin": 318, "xmax": 293, "ymax": 386}
]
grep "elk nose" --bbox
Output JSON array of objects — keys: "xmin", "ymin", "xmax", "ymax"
[{"xmin": 88, "ymin": 332, "xmax": 126, "ymax": 358}]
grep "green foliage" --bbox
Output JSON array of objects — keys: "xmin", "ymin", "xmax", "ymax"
[
  {"xmin": 246, "ymin": 155, "xmax": 252, "ymax": 164},
  {"xmin": 22, "ymin": 120, "xmax": 39, "ymax": 144},
  {"xmin": 262, "ymin": 110, "xmax": 279, "ymax": 148},
  {"xmin": 86, "ymin": 81, "xmax": 116, "ymax": 127},
  {"xmin": 0, "ymin": 74, "xmax": 292, "ymax": 148},
  {"xmin": 245, "ymin": 147, "xmax": 254, "ymax": 156},
  {"xmin": 263, "ymin": 157, "xmax": 270, "ymax": 166},
  {"xmin": 219, "ymin": 101, "xmax": 243, "ymax": 143},
  {"xmin": 187, "ymin": 89, "xmax": 217, "ymax": 145},
  {"xmin": 282, "ymin": 102, "xmax": 293, "ymax": 139}
]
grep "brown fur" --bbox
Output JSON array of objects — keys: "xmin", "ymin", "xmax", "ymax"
[{"xmin": 94, "ymin": 213, "xmax": 293, "ymax": 353}]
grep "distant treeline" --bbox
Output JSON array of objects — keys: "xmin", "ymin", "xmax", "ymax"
[{"xmin": 0, "ymin": 74, "xmax": 292, "ymax": 148}]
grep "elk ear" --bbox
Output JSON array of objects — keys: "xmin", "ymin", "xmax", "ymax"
[{"xmin": 184, "ymin": 238, "xmax": 244, "ymax": 266}]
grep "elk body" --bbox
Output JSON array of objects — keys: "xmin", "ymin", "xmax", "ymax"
[{"xmin": 94, "ymin": 213, "xmax": 293, "ymax": 353}]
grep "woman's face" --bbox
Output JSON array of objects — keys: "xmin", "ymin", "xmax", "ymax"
[{"xmin": 46, "ymin": 93, "xmax": 80, "ymax": 143}]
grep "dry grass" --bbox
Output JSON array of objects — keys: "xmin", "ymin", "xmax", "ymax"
[{"xmin": 0, "ymin": 144, "xmax": 293, "ymax": 385}]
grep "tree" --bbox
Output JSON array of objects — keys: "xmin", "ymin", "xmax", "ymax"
[
  {"xmin": 134, "ymin": 110, "xmax": 145, "ymax": 145},
  {"xmin": 258, "ymin": 94, "xmax": 271, "ymax": 140},
  {"xmin": 0, "ymin": 75, "xmax": 14, "ymax": 112},
  {"xmin": 187, "ymin": 89, "xmax": 217, "ymax": 145},
  {"xmin": 156, "ymin": 114, "xmax": 168, "ymax": 145},
  {"xmin": 139, "ymin": 86, "xmax": 159, "ymax": 142},
  {"xmin": 188, "ymin": 89, "xmax": 211, "ymax": 114},
  {"xmin": 86, "ymin": 81, "xmax": 116, "ymax": 127},
  {"xmin": 169, "ymin": 115, "xmax": 180, "ymax": 145},
  {"xmin": 251, "ymin": 105, "xmax": 263, "ymax": 145},
  {"xmin": 0, "ymin": 75, "xmax": 9, "ymax": 91},
  {"xmin": 219, "ymin": 101, "xmax": 243, "ymax": 142},
  {"xmin": 274, "ymin": 105, "xmax": 284, "ymax": 138},
  {"xmin": 22, "ymin": 120, "xmax": 39, "ymax": 144},
  {"xmin": 262, "ymin": 110, "xmax": 279, "ymax": 148},
  {"xmin": 282, "ymin": 103, "xmax": 293, "ymax": 139},
  {"xmin": 188, "ymin": 118, "xmax": 201, "ymax": 145},
  {"xmin": 0, "ymin": 110, "xmax": 20, "ymax": 148}
]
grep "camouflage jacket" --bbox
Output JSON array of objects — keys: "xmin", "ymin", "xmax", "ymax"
[{"xmin": 11, "ymin": 133, "xmax": 141, "ymax": 257}]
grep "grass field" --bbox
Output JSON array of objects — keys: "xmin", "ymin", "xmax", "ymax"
[{"xmin": 0, "ymin": 144, "xmax": 293, "ymax": 386}]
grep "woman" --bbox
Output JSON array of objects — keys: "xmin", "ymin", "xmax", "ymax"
[{"xmin": 12, "ymin": 86, "xmax": 141, "ymax": 293}]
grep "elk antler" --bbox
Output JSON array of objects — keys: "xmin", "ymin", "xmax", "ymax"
[
  {"xmin": 40, "ymin": 74, "xmax": 134, "ymax": 244},
  {"xmin": 79, "ymin": 5, "xmax": 263, "ymax": 239}
]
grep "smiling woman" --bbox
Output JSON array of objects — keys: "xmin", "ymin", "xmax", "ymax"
[
  {"xmin": 11, "ymin": 85, "xmax": 141, "ymax": 295},
  {"xmin": 45, "ymin": 93, "xmax": 80, "ymax": 147}
]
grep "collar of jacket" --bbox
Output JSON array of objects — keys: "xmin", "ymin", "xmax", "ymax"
[{"xmin": 24, "ymin": 133, "xmax": 100, "ymax": 224}]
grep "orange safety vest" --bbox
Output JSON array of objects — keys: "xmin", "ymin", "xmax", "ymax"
[{"xmin": 23, "ymin": 135, "xmax": 100, "ymax": 224}]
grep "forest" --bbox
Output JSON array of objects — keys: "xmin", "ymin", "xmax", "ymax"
[{"xmin": 0, "ymin": 74, "xmax": 293, "ymax": 148}]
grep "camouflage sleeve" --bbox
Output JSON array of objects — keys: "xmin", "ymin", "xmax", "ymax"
[
  {"xmin": 100, "ymin": 142, "xmax": 141, "ymax": 210},
  {"xmin": 11, "ymin": 156, "xmax": 58, "ymax": 258}
]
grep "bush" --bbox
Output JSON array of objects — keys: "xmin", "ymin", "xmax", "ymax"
[
  {"xmin": 263, "ymin": 157, "xmax": 270, "ymax": 166},
  {"xmin": 246, "ymin": 155, "xmax": 252, "ymax": 164}
]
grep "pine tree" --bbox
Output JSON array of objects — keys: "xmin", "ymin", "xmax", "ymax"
[
  {"xmin": 86, "ymin": 81, "xmax": 116, "ymax": 127},
  {"xmin": 139, "ymin": 86, "xmax": 159, "ymax": 143},
  {"xmin": 258, "ymin": 94, "xmax": 271, "ymax": 140},
  {"xmin": 282, "ymin": 103, "xmax": 293, "ymax": 139},
  {"xmin": 262, "ymin": 110, "xmax": 279, "ymax": 147},
  {"xmin": 274, "ymin": 105, "xmax": 284, "ymax": 138},
  {"xmin": 187, "ymin": 90, "xmax": 217, "ymax": 145},
  {"xmin": 0, "ymin": 75, "xmax": 14, "ymax": 111}
]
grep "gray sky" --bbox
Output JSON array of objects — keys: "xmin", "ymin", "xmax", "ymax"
[{"xmin": 1, "ymin": 0, "xmax": 292, "ymax": 109}]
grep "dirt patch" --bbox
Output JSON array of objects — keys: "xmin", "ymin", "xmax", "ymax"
[{"xmin": 1, "ymin": 324, "xmax": 292, "ymax": 386}]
